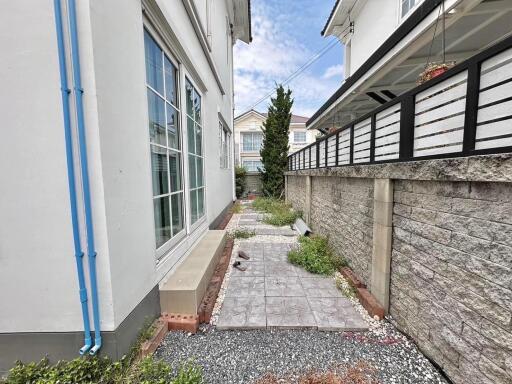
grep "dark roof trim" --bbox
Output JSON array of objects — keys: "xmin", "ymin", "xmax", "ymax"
[
  {"xmin": 308, "ymin": 0, "xmax": 443, "ymax": 127},
  {"xmin": 248, "ymin": 0, "xmax": 253, "ymax": 42},
  {"xmin": 321, "ymin": 0, "xmax": 341, "ymax": 36}
]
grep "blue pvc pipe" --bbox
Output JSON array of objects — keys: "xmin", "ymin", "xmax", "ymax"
[
  {"xmin": 67, "ymin": 0, "xmax": 102, "ymax": 355},
  {"xmin": 53, "ymin": 0, "xmax": 92, "ymax": 355}
]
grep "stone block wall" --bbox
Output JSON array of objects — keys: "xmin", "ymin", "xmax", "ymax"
[
  {"xmin": 286, "ymin": 175, "xmax": 307, "ymax": 213},
  {"xmin": 391, "ymin": 179, "xmax": 512, "ymax": 384},
  {"xmin": 285, "ymin": 154, "xmax": 512, "ymax": 384},
  {"xmin": 246, "ymin": 174, "xmax": 263, "ymax": 194},
  {"xmin": 309, "ymin": 176, "xmax": 374, "ymax": 287}
]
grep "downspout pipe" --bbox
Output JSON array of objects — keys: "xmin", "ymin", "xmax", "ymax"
[
  {"xmin": 53, "ymin": 0, "xmax": 93, "ymax": 356},
  {"xmin": 67, "ymin": 0, "xmax": 102, "ymax": 355}
]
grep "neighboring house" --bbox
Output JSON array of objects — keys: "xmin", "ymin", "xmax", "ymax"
[
  {"xmin": 0, "ymin": 0, "xmax": 250, "ymax": 373},
  {"xmin": 309, "ymin": 0, "xmax": 512, "ymax": 133},
  {"xmin": 233, "ymin": 109, "xmax": 316, "ymax": 193},
  {"xmin": 234, "ymin": 109, "xmax": 316, "ymax": 169}
]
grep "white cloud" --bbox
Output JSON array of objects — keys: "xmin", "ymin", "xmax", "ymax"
[
  {"xmin": 323, "ymin": 64, "xmax": 344, "ymax": 79},
  {"xmin": 233, "ymin": 2, "xmax": 343, "ymax": 118}
]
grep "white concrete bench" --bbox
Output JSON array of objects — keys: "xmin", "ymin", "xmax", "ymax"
[{"xmin": 159, "ymin": 230, "xmax": 227, "ymax": 314}]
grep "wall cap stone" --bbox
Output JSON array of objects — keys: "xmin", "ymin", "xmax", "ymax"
[{"xmin": 285, "ymin": 154, "xmax": 512, "ymax": 183}]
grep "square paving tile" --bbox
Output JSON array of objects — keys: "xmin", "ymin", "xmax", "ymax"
[
  {"xmin": 300, "ymin": 277, "xmax": 344, "ymax": 298},
  {"xmin": 307, "ymin": 297, "xmax": 368, "ymax": 331},
  {"xmin": 264, "ymin": 249, "xmax": 289, "ymax": 262},
  {"xmin": 216, "ymin": 297, "xmax": 266, "ymax": 330},
  {"xmin": 265, "ymin": 276, "xmax": 305, "ymax": 297},
  {"xmin": 291, "ymin": 265, "xmax": 320, "ymax": 278},
  {"xmin": 265, "ymin": 262, "xmax": 299, "ymax": 277},
  {"xmin": 231, "ymin": 261, "xmax": 265, "ymax": 277},
  {"xmin": 225, "ymin": 277, "xmax": 265, "ymax": 297},
  {"xmin": 266, "ymin": 297, "xmax": 316, "ymax": 328}
]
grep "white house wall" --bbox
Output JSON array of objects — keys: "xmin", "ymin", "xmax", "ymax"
[
  {"xmin": 348, "ymin": 0, "xmax": 398, "ymax": 75},
  {"xmin": 0, "ymin": 0, "xmax": 115, "ymax": 333},
  {"xmin": 0, "ymin": 0, "xmax": 238, "ymax": 335}
]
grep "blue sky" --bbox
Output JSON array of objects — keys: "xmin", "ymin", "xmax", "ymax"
[{"xmin": 233, "ymin": 0, "xmax": 345, "ymax": 118}]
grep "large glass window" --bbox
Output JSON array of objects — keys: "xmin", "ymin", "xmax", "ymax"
[
  {"xmin": 186, "ymin": 79, "xmax": 205, "ymax": 225},
  {"xmin": 242, "ymin": 132, "xmax": 263, "ymax": 152},
  {"xmin": 219, "ymin": 121, "xmax": 230, "ymax": 169},
  {"xmin": 242, "ymin": 160, "xmax": 263, "ymax": 173},
  {"xmin": 144, "ymin": 30, "xmax": 184, "ymax": 250}
]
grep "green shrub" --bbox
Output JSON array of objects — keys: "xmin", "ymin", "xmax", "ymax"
[
  {"xmin": 232, "ymin": 201, "xmax": 243, "ymax": 213},
  {"xmin": 231, "ymin": 229, "xmax": 255, "ymax": 239},
  {"xmin": 3, "ymin": 357, "xmax": 203, "ymax": 384},
  {"xmin": 235, "ymin": 166, "xmax": 247, "ymax": 199},
  {"xmin": 252, "ymin": 197, "xmax": 301, "ymax": 227},
  {"xmin": 288, "ymin": 235, "xmax": 347, "ymax": 275},
  {"xmin": 171, "ymin": 361, "xmax": 203, "ymax": 384}
]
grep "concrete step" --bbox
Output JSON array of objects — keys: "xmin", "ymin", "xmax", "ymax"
[{"xmin": 159, "ymin": 230, "xmax": 227, "ymax": 315}]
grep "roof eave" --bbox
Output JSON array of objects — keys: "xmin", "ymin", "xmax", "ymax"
[{"xmin": 308, "ymin": 0, "xmax": 444, "ymax": 128}]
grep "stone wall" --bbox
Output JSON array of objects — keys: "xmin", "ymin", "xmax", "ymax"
[
  {"xmin": 286, "ymin": 175, "xmax": 306, "ymax": 213},
  {"xmin": 309, "ymin": 177, "xmax": 374, "ymax": 287},
  {"xmin": 246, "ymin": 174, "xmax": 263, "ymax": 194},
  {"xmin": 391, "ymin": 179, "xmax": 512, "ymax": 384},
  {"xmin": 285, "ymin": 154, "xmax": 512, "ymax": 384}
]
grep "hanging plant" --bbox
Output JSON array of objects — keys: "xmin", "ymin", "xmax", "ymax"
[{"xmin": 417, "ymin": 61, "xmax": 456, "ymax": 85}]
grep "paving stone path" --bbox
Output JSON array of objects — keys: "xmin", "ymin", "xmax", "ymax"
[{"xmin": 217, "ymin": 213, "xmax": 368, "ymax": 331}]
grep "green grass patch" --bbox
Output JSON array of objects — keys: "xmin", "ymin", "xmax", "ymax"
[
  {"xmin": 231, "ymin": 229, "xmax": 255, "ymax": 239},
  {"xmin": 288, "ymin": 235, "xmax": 347, "ymax": 275},
  {"xmin": 252, "ymin": 197, "xmax": 301, "ymax": 226},
  {"xmin": 232, "ymin": 201, "xmax": 243, "ymax": 214}
]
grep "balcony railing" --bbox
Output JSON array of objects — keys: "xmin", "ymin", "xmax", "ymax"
[{"xmin": 288, "ymin": 36, "xmax": 512, "ymax": 171}]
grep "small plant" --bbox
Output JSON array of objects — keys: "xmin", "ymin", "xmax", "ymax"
[
  {"xmin": 171, "ymin": 361, "xmax": 203, "ymax": 384},
  {"xmin": 252, "ymin": 197, "xmax": 301, "ymax": 227},
  {"xmin": 235, "ymin": 166, "xmax": 247, "ymax": 199},
  {"xmin": 288, "ymin": 235, "xmax": 347, "ymax": 275},
  {"xmin": 232, "ymin": 201, "xmax": 243, "ymax": 214},
  {"xmin": 231, "ymin": 229, "xmax": 256, "ymax": 239},
  {"xmin": 335, "ymin": 272, "xmax": 357, "ymax": 299}
]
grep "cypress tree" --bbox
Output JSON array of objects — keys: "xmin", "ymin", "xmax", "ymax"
[{"xmin": 260, "ymin": 85, "xmax": 293, "ymax": 198}]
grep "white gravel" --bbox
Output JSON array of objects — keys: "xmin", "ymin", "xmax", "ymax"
[{"xmin": 155, "ymin": 328, "xmax": 448, "ymax": 384}]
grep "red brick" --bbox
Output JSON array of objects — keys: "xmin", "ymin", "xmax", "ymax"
[
  {"xmin": 340, "ymin": 267, "xmax": 366, "ymax": 289},
  {"xmin": 357, "ymin": 288, "xmax": 385, "ymax": 320},
  {"xmin": 139, "ymin": 318, "xmax": 168, "ymax": 358},
  {"xmin": 163, "ymin": 313, "xmax": 199, "ymax": 333}
]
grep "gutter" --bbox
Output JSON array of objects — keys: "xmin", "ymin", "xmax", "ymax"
[
  {"xmin": 53, "ymin": 0, "xmax": 92, "ymax": 355},
  {"xmin": 67, "ymin": 0, "xmax": 102, "ymax": 355}
]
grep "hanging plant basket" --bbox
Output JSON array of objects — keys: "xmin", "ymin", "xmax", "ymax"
[{"xmin": 417, "ymin": 61, "xmax": 456, "ymax": 85}]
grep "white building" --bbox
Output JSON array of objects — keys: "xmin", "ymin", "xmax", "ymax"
[
  {"xmin": 0, "ymin": 0, "xmax": 250, "ymax": 373},
  {"xmin": 309, "ymin": 0, "xmax": 512, "ymax": 133},
  {"xmin": 234, "ymin": 109, "xmax": 317, "ymax": 171}
]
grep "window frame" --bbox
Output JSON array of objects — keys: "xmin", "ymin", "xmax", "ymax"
[
  {"xmin": 144, "ymin": 28, "xmax": 187, "ymax": 258},
  {"xmin": 293, "ymin": 130, "xmax": 307, "ymax": 144},
  {"xmin": 241, "ymin": 132, "xmax": 263, "ymax": 152},
  {"xmin": 242, "ymin": 159, "xmax": 263, "ymax": 173},
  {"xmin": 185, "ymin": 76, "xmax": 207, "ymax": 229},
  {"xmin": 219, "ymin": 120, "xmax": 231, "ymax": 169},
  {"xmin": 399, "ymin": 0, "xmax": 423, "ymax": 21}
]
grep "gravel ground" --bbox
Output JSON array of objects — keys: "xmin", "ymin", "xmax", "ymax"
[{"xmin": 155, "ymin": 326, "xmax": 448, "ymax": 384}]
